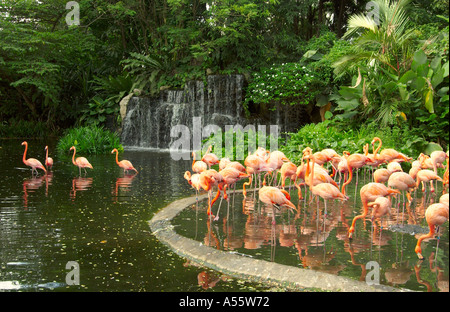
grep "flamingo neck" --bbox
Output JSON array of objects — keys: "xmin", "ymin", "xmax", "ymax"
[
  {"xmin": 192, "ymin": 152, "xmax": 196, "ymax": 169},
  {"xmin": 306, "ymin": 155, "xmax": 315, "ymax": 187},
  {"xmin": 115, "ymin": 150, "xmax": 120, "ymax": 165},
  {"xmin": 373, "ymin": 138, "xmax": 382, "ymax": 158},
  {"xmin": 22, "ymin": 142, "xmax": 28, "ymax": 164},
  {"xmin": 71, "ymin": 147, "xmax": 77, "ymax": 165},
  {"xmin": 416, "ymin": 224, "xmax": 436, "ymax": 253},
  {"xmin": 243, "ymin": 176, "xmax": 252, "ymax": 197},
  {"xmin": 45, "ymin": 147, "xmax": 48, "ymax": 163}
]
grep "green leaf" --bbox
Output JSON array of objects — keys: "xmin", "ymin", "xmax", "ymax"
[
  {"xmin": 324, "ymin": 111, "xmax": 333, "ymax": 120},
  {"xmin": 424, "ymin": 142, "xmax": 443, "ymax": 155},
  {"xmin": 398, "ymin": 70, "xmax": 416, "ymax": 84},
  {"xmin": 412, "ymin": 50, "xmax": 427, "ymax": 70},
  {"xmin": 443, "ymin": 61, "xmax": 449, "ymax": 77},
  {"xmin": 424, "ymin": 89, "xmax": 434, "ymax": 113}
]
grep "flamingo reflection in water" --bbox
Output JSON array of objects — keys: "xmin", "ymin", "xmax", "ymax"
[
  {"xmin": 113, "ymin": 173, "xmax": 138, "ymax": 203},
  {"xmin": 70, "ymin": 177, "xmax": 93, "ymax": 201},
  {"xmin": 23, "ymin": 175, "xmax": 47, "ymax": 209}
]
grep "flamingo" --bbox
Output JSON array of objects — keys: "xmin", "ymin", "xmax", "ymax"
[
  {"xmin": 21, "ymin": 141, "xmax": 46, "ymax": 175},
  {"xmin": 415, "ymin": 202, "xmax": 449, "ymax": 260},
  {"xmin": 373, "ymin": 168, "xmax": 391, "ymax": 184},
  {"xmin": 368, "ymin": 196, "xmax": 392, "ymax": 221},
  {"xmin": 341, "ymin": 151, "xmax": 369, "ymax": 196},
  {"xmin": 304, "ymin": 153, "xmax": 348, "ymax": 216},
  {"xmin": 213, "ymin": 167, "xmax": 249, "ymax": 220},
  {"xmin": 409, "ymin": 160, "xmax": 422, "ymax": 180},
  {"xmin": 440, "ymin": 193, "xmax": 449, "ymax": 206},
  {"xmin": 416, "ymin": 169, "xmax": 443, "ymax": 193},
  {"xmin": 244, "ymin": 153, "xmax": 272, "ymax": 190},
  {"xmin": 111, "ymin": 148, "xmax": 138, "ymax": 174},
  {"xmin": 367, "ymin": 196, "xmax": 392, "ymax": 242},
  {"xmin": 371, "ymin": 137, "xmax": 411, "ymax": 163},
  {"xmin": 258, "ymin": 186, "xmax": 297, "ymax": 225},
  {"xmin": 430, "ymin": 150, "xmax": 448, "ymax": 174},
  {"xmin": 201, "ymin": 145, "xmax": 219, "ymax": 169},
  {"xmin": 265, "ymin": 150, "xmax": 289, "ymax": 185},
  {"xmin": 364, "ymin": 143, "xmax": 384, "ymax": 174},
  {"xmin": 348, "ymin": 182, "xmax": 400, "ymax": 238},
  {"xmin": 219, "ymin": 157, "xmax": 231, "ymax": 170},
  {"xmin": 45, "ymin": 146, "xmax": 53, "ymax": 170},
  {"xmin": 279, "ymin": 161, "xmax": 297, "ymax": 190},
  {"xmin": 388, "ymin": 171, "xmax": 417, "ymax": 222},
  {"xmin": 70, "ymin": 146, "xmax": 93, "ymax": 176},
  {"xmin": 388, "ymin": 171, "xmax": 416, "ymax": 204},
  {"xmin": 192, "ymin": 151, "xmax": 207, "ymax": 173}
]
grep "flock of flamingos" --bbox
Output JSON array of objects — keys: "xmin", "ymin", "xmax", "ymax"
[
  {"xmin": 182, "ymin": 139, "xmax": 449, "ymax": 261},
  {"xmin": 20, "ymin": 138, "xmax": 449, "ymax": 261}
]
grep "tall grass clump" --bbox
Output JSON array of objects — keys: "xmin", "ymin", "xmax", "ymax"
[{"xmin": 57, "ymin": 125, "xmax": 123, "ymax": 156}]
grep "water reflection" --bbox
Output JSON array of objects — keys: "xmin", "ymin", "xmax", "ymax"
[
  {"xmin": 175, "ymin": 182, "xmax": 449, "ymax": 291},
  {"xmin": 70, "ymin": 177, "xmax": 93, "ymax": 201},
  {"xmin": 112, "ymin": 173, "xmax": 137, "ymax": 203},
  {"xmin": 22, "ymin": 174, "xmax": 49, "ymax": 208}
]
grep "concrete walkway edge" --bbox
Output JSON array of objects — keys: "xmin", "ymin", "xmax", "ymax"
[{"xmin": 149, "ymin": 192, "xmax": 410, "ymax": 292}]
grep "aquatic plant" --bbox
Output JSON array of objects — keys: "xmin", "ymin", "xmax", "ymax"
[{"xmin": 56, "ymin": 125, "xmax": 123, "ymax": 156}]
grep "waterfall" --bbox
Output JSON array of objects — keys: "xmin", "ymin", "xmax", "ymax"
[{"xmin": 120, "ymin": 74, "xmax": 313, "ymax": 150}]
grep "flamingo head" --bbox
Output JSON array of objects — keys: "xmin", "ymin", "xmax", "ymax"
[
  {"xmin": 45, "ymin": 146, "xmax": 48, "ymax": 150},
  {"xmin": 371, "ymin": 137, "xmax": 381, "ymax": 146},
  {"xmin": 70, "ymin": 146, "xmax": 75, "ymax": 151},
  {"xmin": 21, "ymin": 141, "xmax": 27, "ymax": 146},
  {"xmin": 111, "ymin": 148, "xmax": 118, "ymax": 154}
]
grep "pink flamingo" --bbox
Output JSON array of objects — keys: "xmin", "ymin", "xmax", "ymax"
[
  {"xmin": 348, "ymin": 182, "xmax": 400, "ymax": 238},
  {"xmin": 192, "ymin": 151, "xmax": 207, "ymax": 173},
  {"xmin": 341, "ymin": 151, "xmax": 369, "ymax": 196},
  {"xmin": 371, "ymin": 137, "xmax": 411, "ymax": 163},
  {"xmin": 70, "ymin": 146, "xmax": 93, "ymax": 176},
  {"xmin": 111, "ymin": 148, "xmax": 138, "ymax": 174},
  {"xmin": 45, "ymin": 146, "xmax": 53, "ymax": 170},
  {"xmin": 279, "ymin": 162, "xmax": 297, "ymax": 190},
  {"xmin": 201, "ymin": 145, "xmax": 220, "ymax": 168},
  {"xmin": 258, "ymin": 186, "xmax": 297, "ymax": 225},
  {"xmin": 368, "ymin": 196, "xmax": 392, "ymax": 222},
  {"xmin": 416, "ymin": 169, "xmax": 443, "ymax": 193},
  {"xmin": 373, "ymin": 168, "xmax": 391, "ymax": 184},
  {"xmin": 21, "ymin": 141, "xmax": 47, "ymax": 175},
  {"xmin": 304, "ymin": 153, "xmax": 348, "ymax": 216},
  {"xmin": 430, "ymin": 150, "xmax": 448, "ymax": 174},
  {"xmin": 415, "ymin": 202, "xmax": 449, "ymax": 260}
]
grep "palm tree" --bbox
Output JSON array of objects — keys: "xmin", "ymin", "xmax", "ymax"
[{"xmin": 333, "ymin": 0, "xmax": 416, "ymax": 78}]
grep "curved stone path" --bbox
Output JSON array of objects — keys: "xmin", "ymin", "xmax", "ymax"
[{"xmin": 149, "ymin": 191, "xmax": 412, "ymax": 292}]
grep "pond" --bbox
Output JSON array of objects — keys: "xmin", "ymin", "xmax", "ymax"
[
  {"xmin": 174, "ymin": 166, "xmax": 449, "ymax": 292},
  {"xmin": 0, "ymin": 139, "xmax": 448, "ymax": 292},
  {"xmin": 0, "ymin": 139, "xmax": 273, "ymax": 292}
]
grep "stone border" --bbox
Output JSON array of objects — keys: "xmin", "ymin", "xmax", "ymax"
[{"xmin": 148, "ymin": 191, "xmax": 411, "ymax": 292}]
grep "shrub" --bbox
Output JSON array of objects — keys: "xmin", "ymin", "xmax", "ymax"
[
  {"xmin": 280, "ymin": 120, "xmax": 435, "ymax": 164},
  {"xmin": 56, "ymin": 125, "xmax": 123, "ymax": 156},
  {"xmin": 0, "ymin": 119, "xmax": 49, "ymax": 138}
]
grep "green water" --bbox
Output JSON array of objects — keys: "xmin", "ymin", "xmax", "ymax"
[
  {"xmin": 1, "ymin": 139, "xmax": 448, "ymax": 292},
  {"xmin": 174, "ymin": 172, "xmax": 449, "ymax": 292},
  {"xmin": 0, "ymin": 139, "xmax": 273, "ymax": 292}
]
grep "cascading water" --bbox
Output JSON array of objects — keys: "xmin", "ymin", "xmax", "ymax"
[{"xmin": 120, "ymin": 75, "xmax": 313, "ymax": 150}]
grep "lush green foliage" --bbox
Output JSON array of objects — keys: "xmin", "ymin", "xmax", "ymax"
[
  {"xmin": 202, "ymin": 127, "xmax": 278, "ymax": 162},
  {"xmin": 0, "ymin": 0, "xmax": 448, "ymax": 147},
  {"xmin": 56, "ymin": 126, "xmax": 123, "ymax": 156},
  {"xmin": 329, "ymin": 0, "xmax": 449, "ymax": 148},
  {"xmin": 280, "ymin": 120, "xmax": 438, "ymax": 164},
  {"xmin": 0, "ymin": 119, "xmax": 49, "ymax": 138}
]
